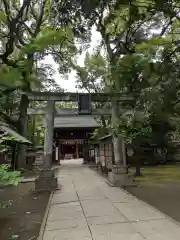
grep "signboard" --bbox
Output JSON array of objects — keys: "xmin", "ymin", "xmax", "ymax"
[{"xmin": 60, "ymin": 139, "xmax": 84, "ymax": 145}]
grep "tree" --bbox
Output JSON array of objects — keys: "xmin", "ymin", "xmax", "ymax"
[
  {"xmin": 73, "ymin": 52, "xmax": 111, "ymax": 137},
  {"xmin": 73, "ymin": 52, "xmax": 107, "ymax": 92},
  {"xmin": 90, "ymin": 0, "xmax": 180, "ymax": 162},
  {"xmin": 0, "ymin": 0, "xmax": 77, "ymax": 168},
  {"xmin": 69, "ymin": 0, "xmax": 180, "ymax": 170}
]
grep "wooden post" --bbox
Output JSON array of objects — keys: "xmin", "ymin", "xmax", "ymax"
[
  {"xmin": 76, "ymin": 141, "xmax": 79, "ymax": 158},
  {"xmin": 83, "ymin": 140, "xmax": 89, "ymax": 164},
  {"xmin": 43, "ymin": 100, "xmax": 55, "ymax": 169}
]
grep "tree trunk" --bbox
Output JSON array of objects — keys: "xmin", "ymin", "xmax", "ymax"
[
  {"xmin": 10, "ymin": 142, "xmax": 17, "ymax": 170},
  {"xmin": 17, "ymin": 94, "xmax": 29, "ymax": 169},
  {"xmin": 135, "ymin": 165, "xmax": 141, "ymax": 176},
  {"xmin": 135, "ymin": 145, "xmax": 141, "ymax": 176}
]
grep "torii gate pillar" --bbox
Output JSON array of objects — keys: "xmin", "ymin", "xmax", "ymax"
[
  {"xmin": 108, "ymin": 98, "xmax": 135, "ymax": 187},
  {"xmin": 43, "ymin": 100, "xmax": 54, "ymax": 169},
  {"xmin": 35, "ymin": 100, "xmax": 58, "ymax": 191}
]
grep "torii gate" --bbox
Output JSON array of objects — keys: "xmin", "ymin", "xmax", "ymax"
[{"xmin": 26, "ymin": 91, "xmax": 135, "ymax": 190}]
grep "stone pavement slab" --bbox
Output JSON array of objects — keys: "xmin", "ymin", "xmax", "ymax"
[
  {"xmin": 132, "ymin": 219, "xmax": 180, "ymax": 240},
  {"xmin": 77, "ymin": 188, "xmax": 106, "ymax": 200},
  {"xmin": 86, "ymin": 214, "xmax": 128, "ymax": 225},
  {"xmin": 114, "ymin": 202, "xmax": 166, "ymax": 221},
  {"xmin": 47, "ymin": 202, "xmax": 84, "ymax": 222},
  {"xmin": 90, "ymin": 222, "xmax": 144, "ymax": 240},
  {"xmin": 43, "ymin": 226, "xmax": 91, "ymax": 240},
  {"xmin": 45, "ymin": 217, "xmax": 87, "ymax": 231},
  {"xmin": 51, "ymin": 192, "xmax": 78, "ymax": 204},
  {"xmin": 81, "ymin": 199, "xmax": 119, "ymax": 217},
  {"xmin": 42, "ymin": 161, "xmax": 180, "ymax": 240}
]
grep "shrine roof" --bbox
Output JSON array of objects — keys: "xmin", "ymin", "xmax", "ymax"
[{"xmin": 54, "ymin": 115, "xmax": 100, "ymax": 128}]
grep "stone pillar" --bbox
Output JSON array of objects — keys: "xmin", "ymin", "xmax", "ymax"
[
  {"xmin": 35, "ymin": 100, "xmax": 58, "ymax": 191},
  {"xmin": 111, "ymin": 98, "xmax": 124, "ymax": 165},
  {"xmin": 17, "ymin": 95, "xmax": 29, "ymax": 169},
  {"xmin": 108, "ymin": 98, "xmax": 134, "ymax": 187},
  {"xmin": 43, "ymin": 100, "xmax": 55, "ymax": 169}
]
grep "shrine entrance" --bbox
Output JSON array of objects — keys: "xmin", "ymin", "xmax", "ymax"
[
  {"xmin": 53, "ymin": 117, "xmax": 99, "ymax": 162},
  {"xmin": 26, "ymin": 91, "xmax": 135, "ymax": 191},
  {"xmin": 61, "ymin": 142, "xmax": 77, "ymax": 159},
  {"xmin": 59, "ymin": 139, "xmax": 83, "ymax": 159}
]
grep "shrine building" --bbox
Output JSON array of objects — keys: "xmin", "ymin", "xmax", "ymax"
[{"xmin": 53, "ymin": 107, "xmax": 100, "ymax": 161}]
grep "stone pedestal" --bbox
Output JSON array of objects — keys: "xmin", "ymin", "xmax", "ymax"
[
  {"xmin": 35, "ymin": 169, "xmax": 58, "ymax": 191},
  {"xmin": 108, "ymin": 165, "xmax": 135, "ymax": 187}
]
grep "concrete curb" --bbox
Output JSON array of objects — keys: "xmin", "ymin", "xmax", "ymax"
[
  {"xmin": 20, "ymin": 177, "xmax": 36, "ymax": 183},
  {"xmin": 37, "ymin": 191, "xmax": 54, "ymax": 240}
]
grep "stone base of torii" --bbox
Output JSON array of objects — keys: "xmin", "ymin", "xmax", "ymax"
[
  {"xmin": 108, "ymin": 165, "xmax": 135, "ymax": 187},
  {"xmin": 35, "ymin": 169, "xmax": 58, "ymax": 191}
]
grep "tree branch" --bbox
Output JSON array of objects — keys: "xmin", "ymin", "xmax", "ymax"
[
  {"xmin": 0, "ymin": 110, "xmax": 17, "ymax": 127},
  {"xmin": 21, "ymin": 22, "xmax": 34, "ymax": 36},
  {"xmin": 160, "ymin": 17, "xmax": 174, "ymax": 36},
  {"xmin": 0, "ymin": 1, "xmax": 31, "ymax": 65},
  {"xmin": 14, "ymin": 0, "xmax": 31, "ymax": 22},
  {"xmin": 2, "ymin": 0, "xmax": 11, "ymax": 21},
  {"xmin": 33, "ymin": 0, "xmax": 46, "ymax": 37}
]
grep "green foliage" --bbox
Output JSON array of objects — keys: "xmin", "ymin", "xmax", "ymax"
[
  {"xmin": 0, "ymin": 0, "xmax": 79, "ymax": 168},
  {"xmin": 0, "ymin": 200, "xmax": 14, "ymax": 209},
  {"xmin": 169, "ymin": 116, "xmax": 180, "ymax": 141},
  {"xmin": 24, "ymin": 27, "xmax": 74, "ymax": 55},
  {"xmin": 56, "ymin": 102, "xmax": 74, "ymax": 108},
  {"xmin": 0, "ymin": 0, "xmax": 77, "ymax": 91},
  {"xmin": 112, "ymin": 120, "xmax": 152, "ymax": 144},
  {"xmin": 73, "ymin": 52, "xmax": 108, "ymax": 92},
  {"xmin": 69, "ymin": 0, "xmax": 180, "ymax": 146},
  {"xmin": 0, "ymin": 165, "xmax": 20, "ymax": 186},
  {"xmin": 0, "ymin": 126, "xmax": 22, "ymax": 208},
  {"xmin": 0, "ymin": 123, "xmax": 30, "ymax": 185},
  {"xmin": 0, "ymin": 65, "xmax": 22, "ymax": 87},
  {"xmin": 110, "ymin": 107, "xmax": 152, "ymax": 143},
  {"xmin": 0, "ymin": 165, "xmax": 20, "ymax": 208},
  {"xmin": 91, "ymin": 126, "xmax": 109, "ymax": 140}
]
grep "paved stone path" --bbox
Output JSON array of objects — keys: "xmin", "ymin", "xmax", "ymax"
[{"xmin": 43, "ymin": 160, "xmax": 180, "ymax": 240}]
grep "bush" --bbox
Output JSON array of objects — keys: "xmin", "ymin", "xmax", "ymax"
[
  {"xmin": 0, "ymin": 164, "xmax": 20, "ymax": 208},
  {"xmin": 0, "ymin": 164, "xmax": 20, "ymax": 186}
]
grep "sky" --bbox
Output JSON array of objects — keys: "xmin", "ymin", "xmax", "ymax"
[{"xmin": 45, "ymin": 27, "xmax": 101, "ymax": 92}]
